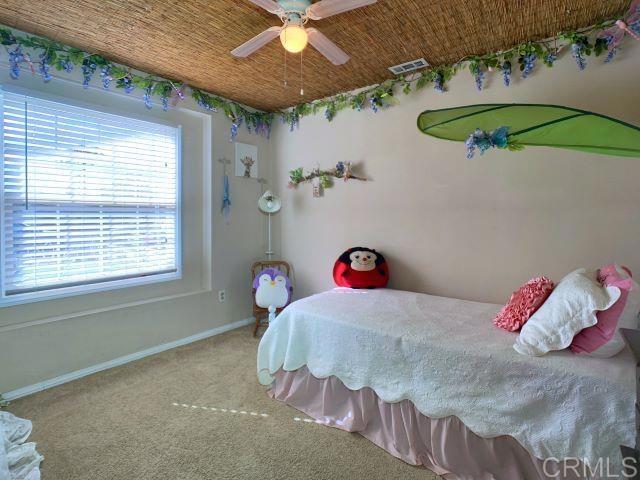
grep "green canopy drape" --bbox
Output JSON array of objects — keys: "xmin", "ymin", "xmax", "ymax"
[{"xmin": 417, "ymin": 104, "xmax": 640, "ymax": 158}]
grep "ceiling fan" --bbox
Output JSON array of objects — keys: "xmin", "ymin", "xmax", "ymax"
[{"xmin": 232, "ymin": 0, "xmax": 377, "ymax": 65}]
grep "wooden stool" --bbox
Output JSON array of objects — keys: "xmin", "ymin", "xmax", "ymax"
[{"xmin": 251, "ymin": 260, "xmax": 292, "ymax": 337}]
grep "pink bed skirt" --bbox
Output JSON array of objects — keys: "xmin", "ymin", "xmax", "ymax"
[{"xmin": 268, "ymin": 367, "xmax": 589, "ymax": 480}]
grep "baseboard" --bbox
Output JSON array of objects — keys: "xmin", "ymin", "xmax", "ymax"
[{"xmin": 2, "ymin": 318, "xmax": 253, "ymax": 401}]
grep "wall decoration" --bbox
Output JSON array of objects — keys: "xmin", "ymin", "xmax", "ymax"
[
  {"xmin": 235, "ymin": 143, "xmax": 258, "ymax": 178},
  {"xmin": 312, "ymin": 177, "xmax": 322, "ymax": 198},
  {"xmin": 288, "ymin": 162, "xmax": 367, "ymax": 195},
  {"xmin": 599, "ymin": 0, "xmax": 640, "ymax": 62},
  {"xmin": 0, "ymin": 1, "xmax": 639, "ymax": 133},
  {"xmin": 0, "ymin": 26, "xmax": 273, "ymax": 141},
  {"xmin": 218, "ymin": 158, "xmax": 232, "ymax": 224},
  {"xmin": 417, "ymin": 104, "xmax": 640, "ymax": 158},
  {"xmin": 279, "ymin": 2, "xmax": 639, "ymax": 129},
  {"xmin": 464, "ymin": 126, "xmax": 523, "ymax": 158}
]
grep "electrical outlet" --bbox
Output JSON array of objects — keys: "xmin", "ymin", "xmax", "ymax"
[{"xmin": 218, "ymin": 290, "xmax": 226, "ymax": 303}]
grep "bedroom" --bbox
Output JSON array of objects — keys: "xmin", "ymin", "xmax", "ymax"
[{"xmin": 0, "ymin": 1, "xmax": 639, "ymax": 479}]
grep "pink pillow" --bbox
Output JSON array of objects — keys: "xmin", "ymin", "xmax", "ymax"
[
  {"xmin": 494, "ymin": 276, "xmax": 555, "ymax": 332},
  {"xmin": 570, "ymin": 264, "xmax": 640, "ymax": 357}
]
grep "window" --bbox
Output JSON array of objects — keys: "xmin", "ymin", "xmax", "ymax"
[{"xmin": 0, "ymin": 89, "xmax": 181, "ymax": 305}]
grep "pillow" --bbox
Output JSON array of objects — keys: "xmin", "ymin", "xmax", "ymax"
[
  {"xmin": 570, "ymin": 264, "xmax": 640, "ymax": 357},
  {"xmin": 494, "ymin": 276, "xmax": 555, "ymax": 332},
  {"xmin": 513, "ymin": 268, "xmax": 620, "ymax": 356},
  {"xmin": 333, "ymin": 247, "xmax": 389, "ymax": 289},
  {"xmin": 253, "ymin": 268, "xmax": 292, "ymax": 309}
]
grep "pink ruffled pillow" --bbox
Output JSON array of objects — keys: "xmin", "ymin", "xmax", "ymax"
[{"xmin": 494, "ymin": 276, "xmax": 555, "ymax": 332}]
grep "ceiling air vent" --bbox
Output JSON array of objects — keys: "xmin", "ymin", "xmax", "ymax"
[{"xmin": 388, "ymin": 58, "xmax": 429, "ymax": 75}]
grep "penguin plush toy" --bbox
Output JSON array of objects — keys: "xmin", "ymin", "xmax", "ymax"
[
  {"xmin": 254, "ymin": 268, "xmax": 292, "ymax": 309},
  {"xmin": 333, "ymin": 247, "xmax": 389, "ymax": 289}
]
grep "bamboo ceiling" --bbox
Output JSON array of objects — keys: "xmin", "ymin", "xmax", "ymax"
[{"xmin": 0, "ymin": 1, "xmax": 628, "ymax": 111}]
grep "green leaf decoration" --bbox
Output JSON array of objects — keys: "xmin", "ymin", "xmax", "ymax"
[
  {"xmin": 68, "ymin": 49, "xmax": 85, "ymax": 64},
  {"xmin": 289, "ymin": 167, "xmax": 304, "ymax": 184},
  {"xmin": 417, "ymin": 104, "xmax": 640, "ymax": 158},
  {"xmin": 594, "ymin": 37, "xmax": 608, "ymax": 56},
  {"xmin": 415, "ymin": 73, "xmax": 429, "ymax": 90},
  {"xmin": 319, "ymin": 174, "xmax": 331, "ymax": 188},
  {"xmin": 109, "ymin": 66, "xmax": 127, "ymax": 79}
]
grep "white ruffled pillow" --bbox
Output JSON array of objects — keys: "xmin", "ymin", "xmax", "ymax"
[{"xmin": 513, "ymin": 268, "xmax": 620, "ymax": 356}]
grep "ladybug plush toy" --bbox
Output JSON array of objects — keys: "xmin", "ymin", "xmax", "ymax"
[{"xmin": 333, "ymin": 247, "xmax": 389, "ymax": 289}]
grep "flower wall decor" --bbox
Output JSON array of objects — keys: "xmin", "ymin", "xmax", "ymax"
[
  {"xmin": 288, "ymin": 162, "xmax": 367, "ymax": 197},
  {"xmin": 465, "ymin": 127, "xmax": 524, "ymax": 159}
]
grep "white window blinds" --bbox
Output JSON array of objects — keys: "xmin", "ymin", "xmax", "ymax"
[{"xmin": 1, "ymin": 90, "xmax": 180, "ymax": 301}]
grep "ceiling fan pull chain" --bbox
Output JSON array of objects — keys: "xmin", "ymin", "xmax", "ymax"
[{"xmin": 300, "ymin": 50, "xmax": 304, "ymax": 96}]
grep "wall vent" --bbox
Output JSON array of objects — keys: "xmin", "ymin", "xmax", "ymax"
[{"xmin": 388, "ymin": 58, "xmax": 429, "ymax": 75}]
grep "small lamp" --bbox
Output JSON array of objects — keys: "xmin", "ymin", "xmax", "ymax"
[{"xmin": 258, "ymin": 190, "xmax": 281, "ymax": 258}]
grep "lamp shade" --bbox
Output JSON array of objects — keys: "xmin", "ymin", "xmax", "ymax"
[
  {"xmin": 258, "ymin": 190, "xmax": 281, "ymax": 214},
  {"xmin": 280, "ymin": 25, "xmax": 308, "ymax": 53}
]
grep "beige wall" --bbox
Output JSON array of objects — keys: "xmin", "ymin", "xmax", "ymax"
[
  {"xmin": 272, "ymin": 42, "xmax": 640, "ymax": 304},
  {"xmin": 2, "ymin": 41, "xmax": 639, "ymax": 395},
  {"xmin": 0, "ymin": 68, "xmax": 275, "ymax": 393}
]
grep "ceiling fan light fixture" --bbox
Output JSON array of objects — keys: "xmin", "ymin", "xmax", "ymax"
[
  {"xmin": 280, "ymin": 25, "xmax": 308, "ymax": 53},
  {"xmin": 233, "ymin": 0, "xmax": 374, "ymax": 63}
]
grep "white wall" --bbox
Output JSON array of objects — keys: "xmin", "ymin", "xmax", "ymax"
[
  {"xmin": 272, "ymin": 42, "xmax": 640, "ymax": 304},
  {"xmin": 0, "ymin": 68, "xmax": 276, "ymax": 392}
]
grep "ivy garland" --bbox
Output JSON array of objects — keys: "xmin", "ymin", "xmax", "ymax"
[
  {"xmin": 279, "ymin": 13, "xmax": 637, "ymax": 130},
  {"xmin": 0, "ymin": 4, "xmax": 637, "ymax": 137},
  {"xmin": 0, "ymin": 26, "xmax": 273, "ymax": 141}
]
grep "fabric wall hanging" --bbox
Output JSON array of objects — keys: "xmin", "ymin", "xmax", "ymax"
[
  {"xmin": 218, "ymin": 158, "xmax": 232, "ymax": 224},
  {"xmin": 417, "ymin": 104, "xmax": 640, "ymax": 158}
]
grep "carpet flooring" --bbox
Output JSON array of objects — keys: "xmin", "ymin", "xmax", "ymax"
[{"xmin": 7, "ymin": 326, "xmax": 440, "ymax": 480}]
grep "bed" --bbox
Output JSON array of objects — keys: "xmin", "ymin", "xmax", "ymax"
[{"xmin": 257, "ymin": 288, "xmax": 636, "ymax": 479}]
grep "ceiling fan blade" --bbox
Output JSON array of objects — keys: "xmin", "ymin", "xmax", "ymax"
[
  {"xmin": 231, "ymin": 26, "xmax": 282, "ymax": 57},
  {"xmin": 306, "ymin": 28, "xmax": 350, "ymax": 65},
  {"xmin": 306, "ymin": 0, "xmax": 377, "ymax": 20},
  {"xmin": 247, "ymin": 0, "xmax": 285, "ymax": 15}
]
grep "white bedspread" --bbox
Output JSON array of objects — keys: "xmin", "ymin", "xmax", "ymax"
[{"xmin": 257, "ymin": 288, "xmax": 635, "ymax": 471}]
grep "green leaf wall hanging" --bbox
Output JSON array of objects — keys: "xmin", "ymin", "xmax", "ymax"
[{"xmin": 417, "ymin": 104, "xmax": 640, "ymax": 158}]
